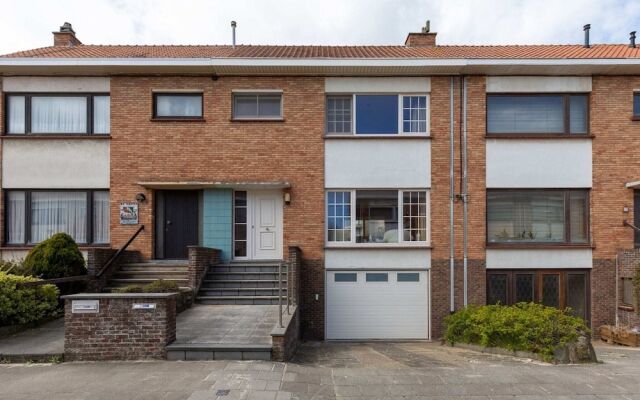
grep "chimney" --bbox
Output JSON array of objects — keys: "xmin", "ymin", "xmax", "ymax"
[
  {"xmin": 405, "ymin": 20, "xmax": 437, "ymax": 47},
  {"xmin": 53, "ymin": 22, "xmax": 82, "ymax": 47},
  {"xmin": 583, "ymin": 24, "xmax": 591, "ymax": 48},
  {"xmin": 630, "ymin": 31, "xmax": 637, "ymax": 48}
]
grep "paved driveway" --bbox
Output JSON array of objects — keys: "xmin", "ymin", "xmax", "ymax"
[{"xmin": 1, "ymin": 341, "xmax": 640, "ymax": 400}]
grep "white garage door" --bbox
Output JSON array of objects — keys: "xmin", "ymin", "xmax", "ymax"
[{"xmin": 326, "ymin": 270, "xmax": 429, "ymax": 340}]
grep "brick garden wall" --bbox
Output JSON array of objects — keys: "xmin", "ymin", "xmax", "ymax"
[{"xmin": 617, "ymin": 249, "xmax": 640, "ymax": 328}]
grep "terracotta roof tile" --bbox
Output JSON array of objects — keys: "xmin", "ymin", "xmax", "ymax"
[{"xmin": 2, "ymin": 43, "xmax": 640, "ymax": 59}]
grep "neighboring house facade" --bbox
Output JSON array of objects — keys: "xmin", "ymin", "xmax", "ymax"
[{"xmin": 1, "ymin": 23, "xmax": 639, "ymax": 340}]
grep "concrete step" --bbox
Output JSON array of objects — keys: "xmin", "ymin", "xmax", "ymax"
[
  {"xmin": 196, "ymin": 295, "xmax": 286, "ymax": 305},
  {"xmin": 204, "ymin": 272, "xmax": 286, "ymax": 281},
  {"xmin": 212, "ymin": 264, "xmax": 286, "ymax": 273},
  {"xmin": 109, "ymin": 278, "xmax": 189, "ymax": 285},
  {"xmin": 198, "ymin": 288, "xmax": 287, "ymax": 297},
  {"xmin": 200, "ymin": 279, "xmax": 284, "ymax": 289},
  {"xmin": 114, "ymin": 270, "xmax": 188, "ymax": 276},
  {"xmin": 166, "ymin": 343, "xmax": 272, "ymax": 361},
  {"xmin": 120, "ymin": 265, "xmax": 189, "ymax": 272}
]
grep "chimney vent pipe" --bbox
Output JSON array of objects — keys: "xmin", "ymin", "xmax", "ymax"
[
  {"xmin": 583, "ymin": 24, "xmax": 591, "ymax": 48},
  {"xmin": 231, "ymin": 21, "xmax": 237, "ymax": 48},
  {"xmin": 630, "ymin": 31, "xmax": 637, "ymax": 48}
]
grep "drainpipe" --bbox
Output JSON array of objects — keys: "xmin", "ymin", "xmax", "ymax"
[
  {"xmin": 615, "ymin": 252, "xmax": 619, "ymax": 327},
  {"xmin": 462, "ymin": 76, "xmax": 469, "ymax": 307},
  {"xmin": 449, "ymin": 76, "xmax": 456, "ymax": 313}
]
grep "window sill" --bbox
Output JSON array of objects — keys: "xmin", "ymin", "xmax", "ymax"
[
  {"xmin": 150, "ymin": 118, "xmax": 206, "ymax": 122},
  {"xmin": 619, "ymin": 305, "xmax": 635, "ymax": 312},
  {"xmin": 325, "ymin": 244, "xmax": 432, "ymax": 250},
  {"xmin": 324, "ymin": 134, "xmax": 431, "ymax": 140},
  {"xmin": 631, "ymin": 116, "xmax": 640, "ymax": 121},
  {"xmin": 1, "ymin": 134, "xmax": 111, "ymax": 139},
  {"xmin": 485, "ymin": 134, "xmax": 595, "ymax": 140},
  {"xmin": 230, "ymin": 118, "xmax": 285, "ymax": 122},
  {"xmin": 486, "ymin": 243, "xmax": 594, "ymax": 250}
]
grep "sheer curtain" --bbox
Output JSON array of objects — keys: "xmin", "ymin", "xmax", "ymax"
[
  {"xmin": 31, "ymin": 192, "xmax": 87, "ymax": 243},
  {"xmin": 31, "ymin": 97, "xmax": 87, "ymax": 133},
  {"xmin": 156, "ymin": 95, "xmax": 201, "ymax": 117},
  {"xmin": 7, "ymin": 191, "xmax": 25, "ymax": 244},
  {"xmin": 93, "ymin": 191, "xmax": 110, "ymax": 243},
  {"xmin": 8, "ymin": 96, "xmax": 26, "ymax": 134},
  {"xmin": 93, "ymin": 96, "xmax": 110, "ymax": 134}
]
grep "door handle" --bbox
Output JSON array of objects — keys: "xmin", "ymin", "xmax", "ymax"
[{"xmin": 166, "ymin": 220, "xmax": 172, "ymax": 225}]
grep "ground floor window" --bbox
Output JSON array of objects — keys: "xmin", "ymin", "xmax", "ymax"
[
  {"xmin": 5, "ymin": 190, "xmax": 109, "ymax": 245},
  {"xmin": 486, "ymin": 269, "xmax": 589, "ymax": 320},
  {"xmin": 234, "ymin": 191, "xmax": 247, "ymax": 257}
]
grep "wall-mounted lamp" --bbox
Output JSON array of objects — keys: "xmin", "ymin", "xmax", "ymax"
[
  {"xmin": 283, "ymin": 192, "xmax": 291, "ymax": 205},
  {"xmin": 135, "ymin": 193, "xmax": 147, "ymax": 202}
]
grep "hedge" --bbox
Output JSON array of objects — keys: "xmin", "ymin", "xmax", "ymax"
[
  {"xmin": 444, "ymin": 303, "xmax": 589, "ymax": 361},
  {"xmin": 0, "ymin": 272, "xmax": 59, "ymax": 326},
  {"xmin": 23, "ymin": 233, "xmax": 86, "ymax": 279},
  {"xmin": 114, "ymin": 279, "xmax": 180, "ymax": 294}
]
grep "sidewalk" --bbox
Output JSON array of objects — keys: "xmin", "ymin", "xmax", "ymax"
[{"xmin": 0, "ymin": 318, "xmax": 64, "ymax": 362}]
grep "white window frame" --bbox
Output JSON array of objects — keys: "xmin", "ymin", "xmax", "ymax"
[
  {"xmin": 325, "ymin": 189, "xmax": 430, "ymax": 247},
  {"xmin": 325, "ymin": 93, "xmax": 429, "ymax": 136}
]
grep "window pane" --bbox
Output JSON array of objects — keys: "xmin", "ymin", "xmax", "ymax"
[
  {"xmin": 487, "ymin": 95, "xmax": 564, "ymax": 134},
  {"xmin": 356, "ymin": 190, "xmax": 398, "ymax": 243},
  {"xmin": 7, "ymin": 191, "xmax": 25, "ymax": 244},
  {"xmin": 7, "ymin": 96, "xmax": 25, "ymax": 134},
  {"xmin": 32, "ymin": 97, "xmax": 87, "ymax": 133},
  {"xmin": 366, "ymin": 272, "xmax": 388, "ymax": 282},
  {"xmin": 258, "ymin": 95, "xmax": 282, "ymax": 117},
  {"xmin": 93, "ymin": 96, "xmax": 110, "ymax": 134},
  {"xmin": 569, "ymin": 95, "xmax": 588, "ymax": 134},
  {"xmin": 402, "ymin": 96, "xmax": 427, "ymax": 133},
  {"xmin": 514, "ymin": 273, "xmax": 534, "ymax": 303},
  {"xmin": 31, "ymin": 191, "xmax": 87, "ymax": 243},
  {"xmin": 569, "ymin": 191, "xmax": 588, "ymax": 243},
  {"xmin": 402, "ymin": 190, "xmax": 427, "ymax": 242},
  {"xmin": 487, "ymin": 191, "xmax": 565, "ymax": 243},
  {"xmin": 155, "ymin": 95, "xmax": 202, "ymax": 117},
  {"xmin": 234, "ymin": 191, "xmax": 248, "ymax": 257},
  {"xmin": 326, "ymin": 96, "xmax": 352, "ymax": 134},
  {"xmin": 397, "ymin": 272, "xmax": 420, "ymax": 282},
  {"xmin": 541, "ymin": 274, "xmax": 560, "ymax": 308},
  {"xmin": 622, "ymin": 278, "xmax": 634, "ymax": 305},
  {"xmin": 355, "ymin": 95, "xmax": 398, "ymax": 134},
  {"xmin": 634, "ymin": 94, "xmax": 640, "ymax": 116},
  {"xmin": 327, "ymin": 191, "xmax": 351, "ymax": 242},
  {"xmin": 233, "ymin": 95, "xmax": 258, "ymax": 118},
  {"xmin": 335, "ymin": 273, "xmax": 357, "ymax": 282},
  {"xmin": 487, "ymin": 273, "xmax": 508, "ymax": 305},
  {"xmin": 93, "ymin": 191, "xmax": 110, "ymax": 244},
  {"xmin": 566, "ymin": 273, "xmax": 586, "ymax": 319}
]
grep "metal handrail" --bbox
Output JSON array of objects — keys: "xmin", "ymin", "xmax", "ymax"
[
  {"xmin": 278, "ymin": 262, "xmax": 284, "ymax": 328},
  {"xmin": 624, "ymin": 220, "xmax": 640, "ymax": 232},
  {"xmin": 17, "ymin": 274, "xmax": 91, "ymax": 288},
  {"xmin": 96, "ymin": 225, "xmax": 145, "ymax": 278}
]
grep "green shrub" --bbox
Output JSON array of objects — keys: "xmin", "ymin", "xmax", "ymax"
[
  {"xmin": 0, "ymin": 272, "xmax": 59, "ymax": 326},
  {"xmin": 444, "ymin": 303, "xmax": 589, "ymax": 361},
  {"xmin": 0, "ymin": 259, "xmax": 31, "ymax": 276},
  {"xmin": 23, "ymin": 233, "xmax": 86, "ymax": 279},
  {"xmin": 113, "ymin": 285, "xmax": 145, "ymax": 294},
  {"xmin": 143, "ymin": 279, "xmax": 180, "ymax": 293}
]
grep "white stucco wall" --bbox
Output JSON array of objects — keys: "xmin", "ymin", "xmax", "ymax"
[
  {"xmin": 486, "ymin": 139, "xmax": 592, "ymax": 188},
  {"xmin": 325, "ymin": 77, "xmax": 431, "ymax": 93},
  {"xmin": 2, "ymin": 77, "xmax": 110, "ymax": 92},
  {"xmin": 2, "ymin": 140, "xmax": 110, "ymax": 188},
  {"xmin": 486, "ymin": 76, "xmax": 592, "ymax": 93},
  {"xmin": 325, "ymin": 248, "xmax": 431, "ymax": 269},
  {"xmin": 486, "ymin": 249, "xmax": 592, "ymax": 269},
  {"xmin": 325, "ymin": 139, "xmax": 430, "ymax": 188}
]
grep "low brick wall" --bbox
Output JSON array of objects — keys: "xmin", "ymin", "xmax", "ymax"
[
  {"xmin": 188, "ymin": 246, "xmax": 221, "ymax": 294},
  {"xmin": 62, "ymin": 293, "xmax": 177, "ymax": 361},
  {"xmin": 271, "ymin": 306, "xmax": 300, "ymax": 361},
  {"xmin": 617, "ymin": 250, "xmax": 640, "ymax": 328}
]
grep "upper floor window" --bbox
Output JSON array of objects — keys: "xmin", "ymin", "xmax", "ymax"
[
  {"xmin": 487, "ymin": 189, "xmax": 589, "ymax": 245},
  {"xmin": 233, "ymin": 93, "xmax": 283, "ymax": 120},
  {"xmin": 327, "ymin": 189, "xmax": 428, "ymax": 245},
  {"xmin": 326, "ymin": 94, "xmax": 428, "ymax": 135},
  {"xmin": 5, "ymin": 94, "xmax": 110, "ymax": 135},
  {"xmin": 153, "ymin": 93, "xmax": 203, "ymax": 119},
  {"xmin": 487, "ymin": 94, "xmax": 588, "ymax": 135},
  {"xmin": 634, "ymin": 92, "xmax": 640, "ymax": 119}
]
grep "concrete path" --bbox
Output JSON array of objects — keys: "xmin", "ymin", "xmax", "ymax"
[
  {"xmin": 2, "ymin": 341, "xmax": 640, "ymax": 399},
  {"xmin": 0, "ymin": 318, "xmax": 64, "ymax": 362},
  {"xmin": 175, "ymin": 305, "xmax": 279, "ymax": 345}
]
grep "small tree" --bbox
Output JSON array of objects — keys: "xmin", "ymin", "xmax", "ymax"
[{"xmin": 23, "ymin": 233, "xmax": 86, "ymax": 279}]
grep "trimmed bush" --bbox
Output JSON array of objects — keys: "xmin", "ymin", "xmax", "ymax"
[
  {"xmin": 23, "ymin": 233, "xmax": 86, "ymax": 279},
  {"xmin": 113, "ymin": 285, "xmax": 145, "ymax": 294},
  {"xmin": 0, "ymin": 272, "xmax": 59, "ymax": 326},
  {"xmin": 0, "ymin": 259, "xmax": 31, "ymax": 276},
  {"xmin": 444, "ymin": 303, "xmax": 589, "ymax": 361},
  {"xmin": 113, "ymin": 280, "xmax": 180, "ymax": 294}
]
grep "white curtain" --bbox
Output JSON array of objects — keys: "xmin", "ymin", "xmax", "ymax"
[
  {"xmin": 31, "ymin": 97, "xmax": 87, "ymax": 133},
  {"xmin": 93, "ymin": 96, "xmax": 110, "ymax": 134},
  {"xmin": 31, "ymin": 192, "xmax": 87, "ymax": 243},
  {"xmin": 93, "ymin": 191, "xmax": 110, "ymax": 243},
  {"xmin": 8, "ymin": 96, "xmax": 26, "ymax": 134},
  {"xmin": 156, "ymin": 95, "xmax": 201, "ymax": 117},
  {"xmin": 7, "ymin": 191, "xmax": 25, "ymax": 244}
]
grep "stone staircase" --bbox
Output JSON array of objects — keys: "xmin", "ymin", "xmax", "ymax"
[
  {"xmin": 105, "ymin": 260, "xmax": 189, "ymax": 291},
  {"xmin": 196, "ymin": 261, "xmax": 287, "ymax": 305}
]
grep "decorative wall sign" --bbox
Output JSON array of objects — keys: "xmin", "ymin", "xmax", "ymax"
[
  {"xmin": 132, "ymin": 303, "xmax": 156, "ymax": 310},
  {"xmin": 119, "ymin": 202, "xmax": 139, "ymax": 225},
  {"xmin": 72, "ymin": 300, "xmax": 99, "ymax": 313}
]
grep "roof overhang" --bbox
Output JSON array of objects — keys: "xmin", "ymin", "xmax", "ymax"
[
  {"xmin": 137, "ymin": 181, "xmax": 291, "ymax": 190},
  {"xmin": 625, "ymin": 180, "xmax": 640, "ymax": 189},
  {"xmin": 1, "ymin": 57, "xmax": 640, "ymax": 76}
]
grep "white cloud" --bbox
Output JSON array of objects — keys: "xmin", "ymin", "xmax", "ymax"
[{"xmin": 1, "ymin": 0, "xmax": 639, "ymax": 54}]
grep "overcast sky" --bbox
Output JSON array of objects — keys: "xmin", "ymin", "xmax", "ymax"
[{"xmin": 1, "ymin": 0, "xmax": 639, "ymax": 54}]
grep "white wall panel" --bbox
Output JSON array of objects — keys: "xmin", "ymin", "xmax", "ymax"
[
  {"xmin": 325, "ymin": 248, "xmax": 431, "ymax": 269},
  {"xmin": 486, "ymin": 249, "xmax": 592, "ymax": 269},
  {"xmin": 325, "ymin": 77, "xmax": 430, "ymax": 93},
  {"xmin": 3, "ymin": 77, "xmax": 110, "ymax": 92},
  {"xmin": 325, "ymin": 139, "xmax": 430, "ymax": 188},
  {"xmin": 486, "ymin": 76, "xmax": 592, "ymax": 93},
  {"xmin": 3, "ymin": 140, "xmax": 110, "ymax": 188},
  {"xmin": 486, "ymin": 139, "xmax": 592, "ymax": 188}
]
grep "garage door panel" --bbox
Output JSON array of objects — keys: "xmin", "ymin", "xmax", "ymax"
[{"xmin": 326, "ymin": 270, "xmax": 429, "ymax": 340}]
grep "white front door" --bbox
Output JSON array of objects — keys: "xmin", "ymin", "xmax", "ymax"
[{"xmin": 251, "ymin": 190, "xmax": 283, "ymax": 260}]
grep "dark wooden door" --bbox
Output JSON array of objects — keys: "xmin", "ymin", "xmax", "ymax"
[{"xmin": 163, "ymin": 190, "xmax": 198, "ymax": 259}]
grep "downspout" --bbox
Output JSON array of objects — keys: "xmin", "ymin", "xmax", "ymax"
[
  {"xmin": 615, "ymin": 252, "xmax": 619, "ymax": 327},
  {"xmin": 462, "ymin": 76, "xmax": 469, "ymax": 307},
  {"xmin": 449, "ymin": 76, "xmax": 456, "ymax": 313}
]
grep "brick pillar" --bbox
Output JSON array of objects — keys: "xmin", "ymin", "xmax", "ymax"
[{"xmin": 187, "ymin": 246, "xmax": 221, "ymax": 293}]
